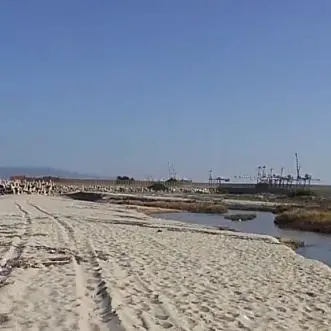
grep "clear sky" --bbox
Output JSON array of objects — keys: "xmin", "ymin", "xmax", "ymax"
[{"xmin": 0, "ymin": 1, "xmax": 330, "ymax": 182}]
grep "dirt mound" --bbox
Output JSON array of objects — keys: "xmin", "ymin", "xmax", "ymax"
[
  {"xmin": 148, "ymin": 183, "xmax": 169, "ymax": 192},
  {"xmin": 65, "ymin": 191, "xmax": 104, "ymax": 202}
]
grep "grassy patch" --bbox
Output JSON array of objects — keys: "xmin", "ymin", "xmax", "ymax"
[
  {"xmin": 108, "ymin": 199, "xmax": 228, "ymax": 214},
  {"xmin": 65, "ymin": 191, "xmax": 228, "ymax": 214},
  {"xmin": 286, "ymin": 189, "xmax": 316, "ymax": 198},
  {"xmin": 224, "ymin": 213, "xmax": 257, "ymax": 221},
  {"xmin": 274, "ymin": 209, "xmax": 331, "ymax": 233}
]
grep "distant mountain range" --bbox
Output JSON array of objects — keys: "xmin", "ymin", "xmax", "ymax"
[{"xmin": 0, "ymin": 166, "xmax": 104, "ymax": 179}]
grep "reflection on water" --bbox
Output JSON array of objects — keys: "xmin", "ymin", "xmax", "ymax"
[{"xmin": 156, "ymin": 210, "xmax": 331, "ymax": 267}]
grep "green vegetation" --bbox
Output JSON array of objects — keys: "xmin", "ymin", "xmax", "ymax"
[
  {"xmin": 106, "ymin": 198, "xmax": 228, "ymax": 214},
  {"xmin": 224, "ymin": 213, "xmax": 257, "ymax": 221},
  {"xmin": 286, "ymin": 189, "xmax": 316, "ymax": 198},
  {"xmin": 216, "ymin": 187, "xmax": 229, "ymax": 194},
  {"xmin": 148, "ymin": 182, "xmax": 169, "ymax": 192},
  {"xmin": 274, "ymin": 209, "xmax": 331, "ymax": 233},
  {"xmin": 116, "ymin": 176, "xmax": 135, "ymax": 182},
  {"xmin": 165, "ymin": 177, "xmax": 178, "ymax": 184}
]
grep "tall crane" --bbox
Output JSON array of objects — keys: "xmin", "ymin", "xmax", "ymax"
[
  {"xmin": 294, "ymin": 153, "xmax": 320, "ymax": 187},
  {"xmin": 208, "ymin": 169, "xmax": 213, "ymax": 185},
  {"xmin": 167, "ymin": 162, "xmax": 176, "ymax": 180},
  {"xmin": 171, "ymin": 163, "xmax": 176, "ymax": 179},
  {"xmin": 257, "ymin": 166, "xmax": 262, "ymax": 181},
  {"xmin": 208, "ymin": 169, "xmax": 230, "ymax": 185},
  {"xmin": 295, "ymin": 152, "xmax": 301, "ymax": 185}
]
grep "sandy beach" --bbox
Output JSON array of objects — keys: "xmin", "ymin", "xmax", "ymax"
[{"xmin": 0, "ymin": 196, "xmax": 331, "ymax": 330}]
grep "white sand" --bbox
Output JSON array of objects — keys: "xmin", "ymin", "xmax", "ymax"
[{"xmin": 0, "ymin": 196, "xmax": 331, "ymax": 331}]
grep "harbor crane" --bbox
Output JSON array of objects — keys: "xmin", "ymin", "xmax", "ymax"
[
  {"xmin": 294, "ymin": 153, "xmax": 320, "ymax": 187},
  {"xmin": 167, "ymin": 162, "xmax": 177, "ymax": 180},
  {"xmin": 208, "ymin": 169, "xmax": 230, "ymax": 185}
]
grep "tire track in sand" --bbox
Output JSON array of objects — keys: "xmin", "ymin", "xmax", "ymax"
[
  {"xmin": 29, "ymin": 202, "xmax": 124, "ymax": 331},
  {"xmin": 28, "ymin": 203, "xmax": 90, "ymax": 330},
  {"xmin": 111, "ymin": 229, "xmax": 192, "ymax": 330},
  {"xmin": 88, "ymin": 239, "xmax": 124, "ymax": 327},
  {"xmin": 80, "ymin": 218, "xmax": 192, "ymax": 331},
  {"xmin": 0, "ymin": 203, "xmax": 32, "ymax": 286}
]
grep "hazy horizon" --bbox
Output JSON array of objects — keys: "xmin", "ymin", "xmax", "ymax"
[
  {"xmin": 0, "ymin": 164, "xmax": 329, "ymax": 185},
  {"xmin": 1, "ymin": 1, "xmax": 330, "ymax": 183}
]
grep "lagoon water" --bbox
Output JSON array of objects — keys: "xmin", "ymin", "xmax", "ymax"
[{"xmin": 156, "ymin": 210, "xmax": 331, "ymax": 267}]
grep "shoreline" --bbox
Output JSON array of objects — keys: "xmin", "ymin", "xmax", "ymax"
[
  {"xmin": 64, "ymin": 191, "xmax": 331, "ymax": 234},
  {"xmin": 149, "ymin": 210, "xmax": 308, "ymax": 253},
  {"xmin": 65, "ymin": 191, "xmax": 286, "ymax": 212},
  {"xmin": 64, "ymin": 192, "xmax": 331, "ymax": 261},
  {"xmin": 65, "ymin": 192, "xmax": 325, "ymax": 261},
  {"xmin": 125, "ymin": 205, "xmax": 182, "ymax": 215}
]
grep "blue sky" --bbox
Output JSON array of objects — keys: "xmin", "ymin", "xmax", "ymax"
[{"xmin": 0, "ymin": 1, "xmax": 330, "ymax": 182}]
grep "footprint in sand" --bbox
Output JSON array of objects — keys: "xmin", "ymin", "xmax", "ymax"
[
  {"xmin": 200, "ymin": 306, "xmax": 210, "ymax": 313},
  {"xmin": 161, "ymin": 321, "xmax": 173, "ymax": 329}
]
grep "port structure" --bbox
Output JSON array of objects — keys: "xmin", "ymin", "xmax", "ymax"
[
  {"xmin": 208, "ymin": 169, "xmax": 230, "ymax": 186},
  {"xmin": 210, "ymin": 153, "xmax": 320, "ymax": 191},
  {"xmin": 254, "ymin": 153, "xmax": 320, "ymax": 189}
]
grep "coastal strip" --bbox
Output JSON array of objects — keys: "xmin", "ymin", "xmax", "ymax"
[{"xmin": 0, "ymin": 195, "xmax": 330, "ymax": 330}]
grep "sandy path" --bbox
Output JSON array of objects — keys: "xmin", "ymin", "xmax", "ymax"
[
  {"xmin": 0, "ymin": 196, "xmax": 330, "ymax": 330},
  {"xmin": 0, "ymin": 196, "xmax": 124, "ymax": 331}
]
